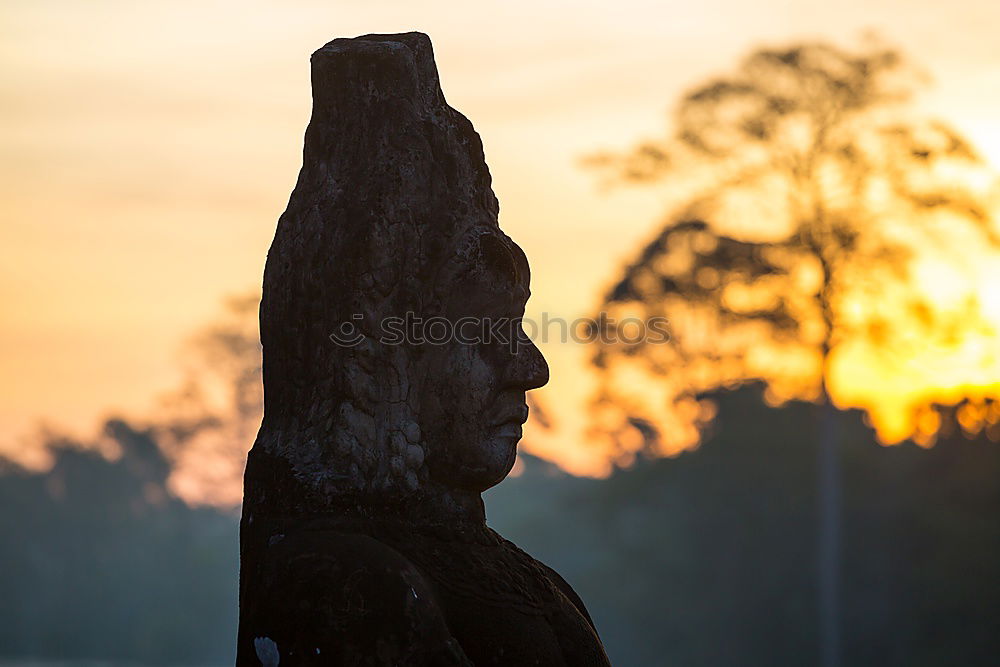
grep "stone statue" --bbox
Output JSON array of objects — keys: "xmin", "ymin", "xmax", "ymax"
[{"xmin": 237, "ymin": 32, "xmax": 611, "ymax": 666}]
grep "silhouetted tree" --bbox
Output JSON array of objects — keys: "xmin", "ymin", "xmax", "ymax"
[
  {"xmin": 587, "ymin": 40, "xmax": 999, "ymax": 454},
  {"xmin": 155, "ymin": 292, "xmax": 263, "ymax": 506},
  {"xmin": 586, "ymin": 40, "xmax": 1000, "ymax": 667},
  {"xmin": 0, "ymin": 420, "xmax": 238, "ymax": 664},
  {"xmin": 488, "ymin": 387, "xmax": 1000, "ymax": 667}
]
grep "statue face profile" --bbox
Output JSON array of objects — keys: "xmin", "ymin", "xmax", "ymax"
[{"xmin": 419, "ymin": 230, "xmax": 549, "ymax": 492}]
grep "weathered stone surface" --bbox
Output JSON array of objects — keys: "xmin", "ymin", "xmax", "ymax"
[{"xmin": 237, "ymin": 32, "xmax": 610, "ymax": 665}]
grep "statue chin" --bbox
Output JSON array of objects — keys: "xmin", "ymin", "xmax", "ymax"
[
  {"xmin": 476, "ymin": 435, "xmax": 520, "ymax": 490},
  {"xmin": 431, "ymin": 435, "xmax": 520, "ymax": 493}
]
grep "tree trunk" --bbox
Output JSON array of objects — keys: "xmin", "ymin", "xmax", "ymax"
[{"xmin": 818, "ymin": 397, "xmax": 841, "ymax": 667}]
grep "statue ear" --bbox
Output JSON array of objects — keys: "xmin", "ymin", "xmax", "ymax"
[{"xmin": 477, "ymin": 233, "xmax": 518, "ymax": 286}]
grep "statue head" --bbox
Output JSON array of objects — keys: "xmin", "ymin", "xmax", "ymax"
[
  {"xmin": 417, "ymin": 229, "xmax": 549, "ymax": 492},
  {"xmin": 251, "ymin": 32, "xmax": 548, "ymax": 507}
]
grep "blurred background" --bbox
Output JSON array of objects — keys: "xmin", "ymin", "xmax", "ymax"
[{"xmin": 2, "ymin": 1, "xmax": 999, "ymax": 665}]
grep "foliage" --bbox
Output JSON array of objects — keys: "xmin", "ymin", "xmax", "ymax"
[
  {"xmin": 492, "ymin": 387, "xmax": 1000, "ymax": 667},
  {"xmin": 2, "ymin": 389, "xmax": 997, "ymax": 666},
  {"xmin": 155, "ymin": 292, "xmax": 262, "ymax": 506},
  {"xmin": 0, "ymin": 420, "xmax": 238, "ymax": 664},
  {"xmin": 585, "ymin": 40, "xmax": 1000, "ymax": 459}
]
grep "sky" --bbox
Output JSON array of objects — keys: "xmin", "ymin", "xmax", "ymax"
[{"xmin": 2, "ymin": 0, "xmax": 999, "ymax": 479}]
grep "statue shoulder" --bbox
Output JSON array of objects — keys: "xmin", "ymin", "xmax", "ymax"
[
  {"xmin": 489, "ymin": 528, "xmax": 600, "ymax": 632},
  {"xmin": 241, "ymin": 529, "xmax": 472, "ymax": 666},
  {"xmin": 537, "ymin": 560, "xmax": 599, "ymax": 630}
]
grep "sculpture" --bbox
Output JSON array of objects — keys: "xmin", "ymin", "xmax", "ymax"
[{"xmin": 237, "ymin": 32, "xmax": 610, "ymax": 665}]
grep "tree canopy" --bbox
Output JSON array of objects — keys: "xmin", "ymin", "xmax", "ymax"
[
  {"xmin": 155, "ymin": 292, "xmax": 263, "ymax": 506},
  {"xmin": 586, "ymin": 40, "xmax": 1000, "ymax": 460}
]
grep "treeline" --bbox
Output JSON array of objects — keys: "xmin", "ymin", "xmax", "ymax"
[
  {"xmin": 0, "ymin": 421, "xmax": 238, "ymax": 665},
  {"xmin": 2, "ymin": 386, "xmax": 998, "ymax": 666},
  {"xmin": 489, "ymin": 386, "xmax": 1000, "ymax": 667}
]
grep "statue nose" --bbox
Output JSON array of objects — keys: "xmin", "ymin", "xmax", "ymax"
[{"xmin": 510, "ymin": 334, "xmax": 549, "ymax": 391}]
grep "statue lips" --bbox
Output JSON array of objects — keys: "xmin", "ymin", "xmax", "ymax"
[{"xmin": 490, "ymin": 403, "xmax": 529, "ymax": 439}]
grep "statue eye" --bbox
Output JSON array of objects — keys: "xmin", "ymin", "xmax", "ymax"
[
  {"xmin": 445, "ymin": 233, "xmax": 526, "ymax": 319},
  {"xmin": 478, "ymin": 234, "xmax": 518, "ymax": 286}
]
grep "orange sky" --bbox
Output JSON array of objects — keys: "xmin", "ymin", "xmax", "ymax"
[{"xmin": 2, "ymin": 0, "xmax": 999, "ymax": 476}]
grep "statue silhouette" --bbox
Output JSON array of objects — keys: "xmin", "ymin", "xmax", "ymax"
[{"xmin": 236, "ymin": 32, "xmax": 610, "ymax": 666}]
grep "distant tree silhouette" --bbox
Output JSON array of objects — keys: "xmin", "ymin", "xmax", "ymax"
[
  {"xmin": 587, "ymin": 40, "xmax": 999, "ymax": 454},
  {"xmin": 2, "ymin": 386, "xmax": 996, "ymax": 666},
  {"xmin": 0, "ymin": 420, "xmax": 238, "ymax": 664},
  {"xmin": 155, "ymin": 292, "xmax": 262, "ymax": 506},
  {"xmin": 585, "ymin": 40, "xmax": 1000, "ymax": 667},
  {"xmin": 490, "ymin": 385, "xmax": 1000, "ymax": 667}
]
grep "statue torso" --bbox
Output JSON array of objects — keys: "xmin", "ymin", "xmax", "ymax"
[
  {"xmin": 238, "ymin": 513, "xmax": 610, "ymax": 666},
  {"xmin": 374, "ymin": 519, "xmax": 610, "ymax": 666}
]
